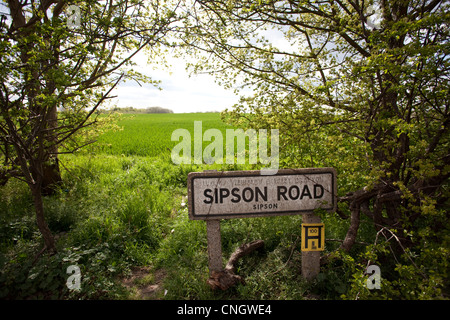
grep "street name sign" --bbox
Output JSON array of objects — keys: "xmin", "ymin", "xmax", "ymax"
[{"xmin": 187, "ymin": 168, "xmax": 337, "ymax": 220}]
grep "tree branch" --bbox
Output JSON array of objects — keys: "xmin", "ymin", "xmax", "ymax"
[{"xmin": 207, "ymin": 240, "xmax": 264, "ymax": 290}]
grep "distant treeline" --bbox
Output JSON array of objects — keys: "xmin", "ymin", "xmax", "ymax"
[{"xmin": 99, "ymin": 106, "xmax": 174, "ymax": 114}]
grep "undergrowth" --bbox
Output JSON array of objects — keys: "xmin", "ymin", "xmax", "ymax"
[{"xmin": 1, "ymin": 152, "xmax": 447, "ymax": 299}]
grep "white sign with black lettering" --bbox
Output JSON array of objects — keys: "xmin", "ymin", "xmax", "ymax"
[{"xmin": 188, "ymin": 168, "xmax": 336, "ymax": 220}]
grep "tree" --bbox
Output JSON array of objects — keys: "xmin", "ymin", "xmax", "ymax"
[
  {"xmin": 0, "ymin": 0, "xmax": 180, "ymax": 253},
  {"xmin": 179, "ymin": 0, "xmax": 449, "ymax": 296}
]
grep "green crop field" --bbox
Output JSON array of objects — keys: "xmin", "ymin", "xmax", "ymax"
[{"xmin": 96, "ymin": 113, "xmax": 234, "ymax": 157}]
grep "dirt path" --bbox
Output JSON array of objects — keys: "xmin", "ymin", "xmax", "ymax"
[{"xmin": 121, "ymin": 267, "xmax": 166, "ymax": 300}]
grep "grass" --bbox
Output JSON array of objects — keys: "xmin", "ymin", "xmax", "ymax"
[
  {"xmin": 0, "ymin": 112, "xmax": 365, "ymax": 300},
  {"xmin": 95, "ymin": 113, "xmax": 234, "ymax": 157}
]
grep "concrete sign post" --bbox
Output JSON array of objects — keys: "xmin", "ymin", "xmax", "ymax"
[
  {"xmin": 187, "ymin": 168, "xmax": 337, "ymax": 280},
  {"xmin": 206, "ymin": 219, "xmax": 223, "ymax": 273},
  {"xmin": 301, "ymin": 215, "xmax": 323, "ymax": 280}
]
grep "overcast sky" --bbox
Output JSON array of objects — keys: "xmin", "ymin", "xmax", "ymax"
[
  {"xmin": 110, "ymin": 50, "xmax": 240, "ymax": 114},
  {"xmin": 110, "ymin": 26, "xmax": 295, "ymax": 114}
]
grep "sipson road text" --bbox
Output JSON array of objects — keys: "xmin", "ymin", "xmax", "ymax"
[{"xmin": 203, "ymin": 184, "xmax": 325, "ymax": 204}]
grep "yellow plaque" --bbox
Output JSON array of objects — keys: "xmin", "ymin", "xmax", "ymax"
[{"xmin": 301, "ymin": 223, "xmax": 325, "ymax": 251}]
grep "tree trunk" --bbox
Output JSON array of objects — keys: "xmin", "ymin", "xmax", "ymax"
[
  {"xmin": 340, "ymin": 204, "xmax": 360, "ymax": 252},
  {"xmin": 41, "ymin": 102, "xmax": 62, "ymax": 196},
  {"xmin": 41, "ymin": 157, "xmax": 62, "ymax": 196},
  {"xmin": 30, "ymin": 182, "xmax": 56, "ymax": 254}
]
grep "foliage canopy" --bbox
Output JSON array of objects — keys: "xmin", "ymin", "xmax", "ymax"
[{"xmin": 178, "ymin": 0, "xmax": 449, "ymax": 298}]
